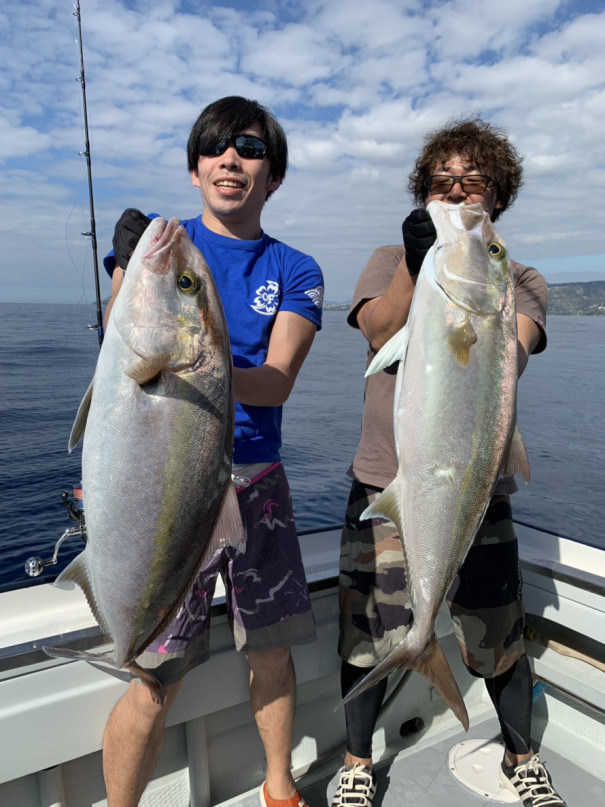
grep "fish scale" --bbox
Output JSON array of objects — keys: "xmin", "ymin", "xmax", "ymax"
[
  {"xmin": 43, "ymin": 217, "xmax": 245, "ymax": 702},
  {"xmin": 342, "ymin": 202, "xmax": 530, "ymax": 729}
]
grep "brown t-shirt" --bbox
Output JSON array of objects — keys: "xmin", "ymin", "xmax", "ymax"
[{"xmin": 347, "ymin": 245, "xmax": 548, "ymax": 493}]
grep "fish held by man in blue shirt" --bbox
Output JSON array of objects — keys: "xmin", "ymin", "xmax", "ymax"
[
  {"xmin": 44, "ymin": 217, "xmax": 245, "ymax": 703},
  {"xmin": 342, "ymin": 201, "xmax": 530, "ymax": 730}
]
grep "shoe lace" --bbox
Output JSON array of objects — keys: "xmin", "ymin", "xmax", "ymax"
[
  {"xmin": 516, "ymin": 756, "xmax": 565, "ymax": 807},
  {"xmin": 333, "ymin": 764, "xmax": 375, "ymax": 807}
]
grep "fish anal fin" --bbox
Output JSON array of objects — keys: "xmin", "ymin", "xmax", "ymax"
[
  {"xmin": 445, "ymin": 317, "xmax": 477, "ymax": 367},
  {"xmin": 503, "ymin": 422, "xmax": 531, "ymax": 483},
  {"xmin": 414, "ymin": 636, "xmax": 469, "ymax": 731},
  {"xmin": 124, "ymin": 352, "xmax": 170, "ymax": 385},
  {"xmin": 365, "ymin": 325, "xmax": 409, "ymax": 377},
  {"xmin": 127, "ymin": 660, "xmax": 166, "ymax": 704},
  {"xmin": 68, "ymin": 378, "xmax": 94, "ymax": 452}
]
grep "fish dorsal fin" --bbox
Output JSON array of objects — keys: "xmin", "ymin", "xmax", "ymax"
[
  {"xmin": 200, "ymin": 482, "xmax": 247, "ymax": 568},
  {"xmin": 502, "ymin": 421, "xmax": 531, "ymax": 483},
  {"xmin": 361, "ymin": 477, "xmax": 402, "ymax": 534},
  {"xmin": 365, "ymin": 325, "xmax": 409, "ymax": 377},
  {"xmin": 445, "ymin": 316, "xmax": 477, "ymax": 367},
  {"xmin": 124, "ymin": 352, "xmax": 171, "ymax": 385},
  {"xmin": 68, "ymin": 378, "xmax": 94, "ymax": 452}
]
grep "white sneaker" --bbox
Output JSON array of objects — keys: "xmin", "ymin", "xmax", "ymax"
[
  {"xmin": 331, "ymin": 764, "xmax": 376, "ymax": 807},
  {"xmin": 500, "ymin": 754, "xmax": 567, "ymax": 806}
]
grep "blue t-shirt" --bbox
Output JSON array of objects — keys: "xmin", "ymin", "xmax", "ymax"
[{"xmin": 104, "ymin": 216, "xmax": 324, "ymax": 463}]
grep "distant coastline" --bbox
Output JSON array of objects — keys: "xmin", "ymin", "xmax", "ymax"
[{"xmin": 326, "ymin": 280, "xmax": 605, "ymax": 316}]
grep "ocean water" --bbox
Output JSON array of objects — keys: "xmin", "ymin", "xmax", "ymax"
[{"xmin": 0, "ymin": 304, "xmax": 603, "ymax": 593}]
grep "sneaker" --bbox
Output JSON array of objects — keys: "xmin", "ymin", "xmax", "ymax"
[
  {"xmin": 500, "ymin": 754, "xmax": 567, "ymax": 807},
  {"xmin": 260, "ymin": 781, "xmax": 308, "ymax": 807},
  {"xmin": 331, "ymin": 764, "xmax": 377, "ymax": 807}
]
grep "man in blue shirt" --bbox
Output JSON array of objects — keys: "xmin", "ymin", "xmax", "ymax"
[{"xmin": 102, "ymin": 96, "xmax": 323, "ymax": 807}]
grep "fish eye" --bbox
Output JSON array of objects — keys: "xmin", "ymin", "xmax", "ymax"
[
  {"xmin": 488, "ymin": 242, "xmax": 506, "ymax": 259},
  {"xmin": 177, "ymin": 272, "xmax": 199, "ymax": 294}
]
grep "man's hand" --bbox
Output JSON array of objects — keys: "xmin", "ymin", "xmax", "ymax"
[
  {"xmin": 112, "ymin": 208, "xmax": 151, "ymax": 270},
  {"xmin": 402, "ymin": 208, "xmax": 436, "ymax": 276}
]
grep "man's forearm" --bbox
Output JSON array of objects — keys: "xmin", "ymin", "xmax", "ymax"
[{"xmin": 233, "ymin": 364, "xmax": 295, "ymax": 407}]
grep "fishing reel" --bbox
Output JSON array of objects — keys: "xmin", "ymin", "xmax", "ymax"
[{"xmin": 24, "ymin": 486, "xmax": 88, "ymax": 578}]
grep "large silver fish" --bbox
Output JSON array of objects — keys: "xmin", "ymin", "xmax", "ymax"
[
  {"xmin": 343, "ymin": 201, "xmax": 530, "ymax": 729},
  {"xmin": 44, "ymin": 217, "xmax": 245, "ymax": 702}
]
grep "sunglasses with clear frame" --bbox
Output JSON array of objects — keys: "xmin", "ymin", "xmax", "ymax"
[{"xmin": 425, "ymin": 174, "xmax": 497, "ymax": 194}]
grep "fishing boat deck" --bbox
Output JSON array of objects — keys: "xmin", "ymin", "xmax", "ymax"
[
  {"xmin": 294, "ymin": 711, "xmax": 603, "ymax": 807},
  {"xmin": 0, "ymin": 524, "xmax": 603, "ymax": 807}
]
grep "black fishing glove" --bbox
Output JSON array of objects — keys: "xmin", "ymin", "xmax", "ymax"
[
  {"xmin": 402, "ymin": 208, "xmax": 436, "ymax": 276},
  {"xmin": 112, "ymin": 208, "xmax": 151, "ymax": 270}
]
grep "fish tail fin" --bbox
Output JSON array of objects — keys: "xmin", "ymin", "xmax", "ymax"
[
  {"xmin": 414, "ymin": 636, "xmax": 469, "ymax": 731},
  {"xmin": 339, "ymin": 634, "xmax": 469, "ymax": 732},
  {"xmin": 365, "ymin": 325, "xmax": 409, "ymax": 377},
  {"xmin": 127, "ymin": 660, "xmax": 166, "ymax": 705},
  {"xmin": 503, "ymin": 421, "xmax": 531, "ymax": 483},
  {"xmin": 339, "ymin": 648, "xmax": 409, "ymax": 708},
  {"xmin": 43, "ymin": 645, "xmax": 115, "ymax": 664}
]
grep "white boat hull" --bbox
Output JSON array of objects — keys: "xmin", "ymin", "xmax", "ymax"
[{"xmin": 1, "ymin": 523, "xmax": 603, "ymax": 806}]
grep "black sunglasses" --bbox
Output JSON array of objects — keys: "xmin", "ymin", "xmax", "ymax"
[{"xmin": 201, "ymin": 134, "xmax": 267, "ymax": 160}]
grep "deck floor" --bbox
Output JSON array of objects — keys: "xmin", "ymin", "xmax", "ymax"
[{"xmin": 232, "ymin": 715, "xmax": 603, "ymax": 807}]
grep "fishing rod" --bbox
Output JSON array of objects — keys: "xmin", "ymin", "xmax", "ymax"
[
  {"xmin": 74, "ymin": 0, "xmax": 104, "ymax": 346},
  {"xmin": 23, "ymin": 2, "xmax": 99, "ymax": 580}
]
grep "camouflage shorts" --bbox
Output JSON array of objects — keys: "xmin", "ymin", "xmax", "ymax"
[
  {"xmin": 338, "ymin": 481, "xmax": 525, "ymax": 678},
  {"xmin": 137, "ymin": 462, "xmax": 316, "ymax": 685}
]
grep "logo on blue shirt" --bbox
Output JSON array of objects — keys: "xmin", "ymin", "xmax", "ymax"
[
  {"xmin": 251, "ymin": 281, "xmax": 280, "ymax": 315},
  {"xmin": 305, "ymin": 286, "xmax": 324, "ymax": 308}
]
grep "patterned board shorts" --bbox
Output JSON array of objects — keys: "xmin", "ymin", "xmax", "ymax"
[
  {"xmin": 338, "ymin": 480, "xmax": 526, "ymax": 678},
  {"xmin": 137, "ymin": 462, "xmax": 317, "ymax": 685}
]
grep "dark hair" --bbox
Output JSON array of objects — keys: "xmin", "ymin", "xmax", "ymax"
[
  {"xmin": 187, "ymin": 96, "xmax": 288, "ymax": 195},
  {"xmin": 408, "ymin": 118, "xmax": 524, "ymax": 221}
]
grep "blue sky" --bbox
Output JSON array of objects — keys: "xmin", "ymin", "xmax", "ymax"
[{"xmin": 1, "ymin": 0, "xmax": 604, "ymax": 304}]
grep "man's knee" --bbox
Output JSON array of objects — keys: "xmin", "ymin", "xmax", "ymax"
[
  {"xmin": 247, "ymin": 647, "xmax": 292, "ymax": 677},
  {"xmin": 119, "ymin": 678, "xmax": 184, "ymax": 724}
]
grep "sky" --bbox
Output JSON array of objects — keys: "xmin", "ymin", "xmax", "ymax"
[{"xmin": 1, "ymin": 0, "xmax": 604, "ymax": 305}]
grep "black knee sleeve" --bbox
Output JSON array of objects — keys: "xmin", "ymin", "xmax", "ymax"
[
  {"xmin": 484, "ymin": 654, "xmax": 533, "ymax": 755},
  {"xmin": 341, "ymin": 661, "xmax": 388, "ymax": 760}
]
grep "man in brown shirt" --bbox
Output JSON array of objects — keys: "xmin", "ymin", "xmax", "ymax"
[{"xmin": 332, "ymin": 119, "xmax": 566, "ymax": 807}]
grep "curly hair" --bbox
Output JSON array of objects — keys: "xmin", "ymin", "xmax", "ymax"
[{"xmin": 408, "ymin": 118, "xmax": 523, "ymax": 221}]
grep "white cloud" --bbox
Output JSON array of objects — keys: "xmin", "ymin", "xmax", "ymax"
[{"xmin": 1, "ymin": 0, "xmax": 604, "ymax": 305}]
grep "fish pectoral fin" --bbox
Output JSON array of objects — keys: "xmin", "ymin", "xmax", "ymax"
[
  {"xmin": 205, "ymin": 482, "xmax": 247, "ymax": 559},
  {"xmin": 414, "ymin": 636, "xmax": 469, "ymax": 731},
  {"xmin": 445, "ymin": 317, "xmax": 477, "ymax": 367},
  {"xmin": 503, "ymin": 421, "xmax": 531, "ymax": 483},
  {"xmin": 365, "ymin": 325, "xmax": 409, "ymax": 377},
  {"xmin": 124, "ymin": 352, "xmax": 171, "ymax": 385},
  {"xmin": 68, "ymin": 378, "xmax": 94, "ymax": 452}
]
